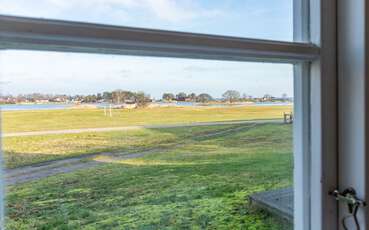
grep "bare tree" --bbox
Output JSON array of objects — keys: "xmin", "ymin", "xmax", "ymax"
[
  {"xmin": 196, "ymin": 93, "xmax": 213, "ymax": 103},
  {"xmin": 176, "ymin": 92, "xmax": 187, "ymax": 101},
  {"xmin": 162, "ymin": 93, "xmax": 175, "ymax": 101},
  {"xmin": 188, "ymin": 93, "xmax": 197, "ymax": 102},
  {"xmin": 134, "ymin": 92, "xmax": 151, "ymax": 108},
  {"xmin": 222, "ymin": 90, "xmax": 241, "ymax": 103}
]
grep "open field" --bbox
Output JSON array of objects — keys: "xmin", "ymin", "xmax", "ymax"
[
  {"xmin": 4, "ymin": 106, "xmax": 294, "ymax": 229},
  {"xmin": 4, "ymin": 124, "xmax": 245, "ymax": 168},
  {"xmin": 2, "ymin": 105, "xmax": 292, "ymax": 133},
  {"xmin": 6, "ymin": 123, "xmax": 293, "ymax": 229},
  {"xmin": 3, "ymin": 105, "xmax": 292, "ymax": 169}
]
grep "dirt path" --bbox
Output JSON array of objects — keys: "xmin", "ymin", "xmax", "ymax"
[
  {"xmin": 5, "ymin": 123, "xmax": 261, "ymax": 185},
  {"xmin": 4, "ymin": 119, "xmax": 282, "ymax": 137},
  {"xmin": 5, "ymin": 157, "xmax": 100, "ymax": 185}
]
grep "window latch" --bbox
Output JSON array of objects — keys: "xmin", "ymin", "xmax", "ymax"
[{"xmin": 329, "ymin": 188, "xmax": 366, "ymax": 230}]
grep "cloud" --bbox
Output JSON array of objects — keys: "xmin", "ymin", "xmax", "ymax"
[
  {"xmin": 183, "ymin": 64, "xmax": 245, "ymax": 73},
  {"xmin": 0, "ymin": 49, "xmax": 293, "ymax": 98},
  {"xmin": 183, "ymin": 65, "xmax": 211, "ymax": 72},
  {"xmin": 0, "ymin": 0, "xmax": 223, "ymax": 24},
  {"xmin": 0, "ymin": 80, "xmax": 12, "ymax": 85},
  {"xmin": 143, "ymin": 0, "xmax": 222, "ymax": 23}
]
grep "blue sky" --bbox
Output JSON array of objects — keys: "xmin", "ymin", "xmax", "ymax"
[{"xmin": 0, "ymin": 0, "xmax": 293, "ymax": 98}]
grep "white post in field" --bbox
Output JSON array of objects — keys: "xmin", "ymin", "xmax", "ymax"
[
  {"xmin": 109, "ymin": 104, "xmax": 112, "ymax": 117},
  {"xmin": 104, "ymin": 106, "xmax": 107, "ymax": 116}
]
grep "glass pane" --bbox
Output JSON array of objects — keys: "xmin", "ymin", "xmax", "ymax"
[
  {"xmin": 0, "ymin": 0, "xmax": 293, "ymax": 41},
  {"xmin": 1, "ymin": 50, "xmax": 294, "ymax": 229}
]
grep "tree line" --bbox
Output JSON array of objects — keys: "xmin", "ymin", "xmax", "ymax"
[
  {"xmin": 78, "ymin": 90, "xmax": 151, "ymax": 107},
  {"xmin": 162, "ymin": 92, "xmax": 213, "ymax": 103},
  {"xmin": 162, "ymin": 91, "xmax": 238, "ymax": 103},
  {"xmin": 0, "ymin": 90, "xmax": 151, "ymax": 107},
  {"xmin": 0, "ymin": 90, "xmax": 291, "ymax": 105},
  {"xmin": 162, "ymin": 90, "xmax": 291, "ymax": 103}
]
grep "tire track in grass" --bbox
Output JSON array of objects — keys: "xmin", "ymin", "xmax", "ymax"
[{"xmin": 5, "ymin": 123, "xmax": 264, "ymax": 185}]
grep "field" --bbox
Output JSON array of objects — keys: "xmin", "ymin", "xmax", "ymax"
[
  {"xmin": 3, "ymin": 106, "xmax": 293, "ymax": 229},
  {"xmin": 3, "ymin": 106, "xmax": 292, "ymax": 133},
  {"xmin": 4, "ymin": 125, "xmax": 243, "ymax": 168},
  {"xmin": 3, "ymin": 106, "xmax": 292, "ymax": 168}
]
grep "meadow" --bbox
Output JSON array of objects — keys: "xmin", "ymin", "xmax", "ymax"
[
  {"xmin": 4, "ymin": 125, "xmax": 242, "ymax": 168},
  {"xmin": 3, "ymin": 105, "xmax": 293, "ymax": 229},
  {"xmin": 3, "ymin": 105, "xmax": 292, "ymax": 133},
  {"xmin": 6, "ymin": 123, "xmax": 293, "ymax": 229},
  {"xmin": 3, "ymin": 105, "xmax": 292, "ymax": 168}
]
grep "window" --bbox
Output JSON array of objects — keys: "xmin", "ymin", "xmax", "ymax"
[
  {"xmin": 0, "ymin": 0, "xmax": 340, "ymax": 229},
  {"xmin": 2, "ymin": 50, "xmax": 294, "ymax": 229},
  {"xmin": 0, "ymin": 0, "xmax": 293, "ymax": 41}
]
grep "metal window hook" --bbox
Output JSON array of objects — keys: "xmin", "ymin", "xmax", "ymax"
[{"xmin": 329, "ymin": 188, "xmax": 367, "ymax": 230}]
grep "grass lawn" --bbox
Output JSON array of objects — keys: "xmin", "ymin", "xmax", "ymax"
[
  {"xmin": 2, "ymin": 106, "xmax": 292, "ymax": 133},
  {"xmin": 4, "ymin": 125, "xmax": 243, "ymax": 168},
  {"xmin": 6, "ymin": 123, "xmax": 293, "ymax": 229}
]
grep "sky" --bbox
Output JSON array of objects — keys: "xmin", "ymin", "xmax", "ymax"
[{"xmin": 0, "ymin": 0, "xmax": 293, "ymax": 99}]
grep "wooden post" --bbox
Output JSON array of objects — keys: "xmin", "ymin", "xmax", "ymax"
[
  {"xmin": 284, "ymin": 112, "xmax": 293, "ymax": 124},
  {"xmin": 284, "ymin": 112, "xmax": 287, "ymax": 124}
]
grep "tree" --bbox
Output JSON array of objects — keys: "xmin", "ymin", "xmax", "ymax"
[
  {"xmin": 188, "ymin": 93, "xmax": 197, "ymax": 101},
  {"xmin": 103, "ymin": 91, "xmax": 112, "ymax": 102},
  {"xmin": 96, "ymin": 93, "xmax": 103, "ymax": 101},
  {"xmin": 196, "ymin": 93, "xmax": 213, "ymax": 103},
  {"xmin": 263, "ymin": 94, "xmax": 273, "ymax": 101},
  {"xmin": 134, "ymin": 92, "xmax": 151, "ymax": 108},
  {"xmin": 222, "ymin": 90, "xmax": 240, "ymax": 103},
  {"xmin": 176, "ymin": 92, "xmax": 187, "ymax": 101},
  {"xmin": 162, "ymin": 93, "xmax": 175, "ymax": 101},
  {"xmin": 83, "ymin": 94, "xmax": 97, "ymax": 103},
  {"xmin": 242, "ymin": 93, "xmax": 253, "ymax": 101},
  {"xmin": 112, "ymin": 90, "xmax": 135, "ymax": 104}
]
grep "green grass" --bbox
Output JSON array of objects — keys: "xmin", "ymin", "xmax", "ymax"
[
  {"xmin": 4, "ymin": 125, "xmax": 241, "ymax": 168},
  {"xmin": 6, "ymin": 123, "xmax": 293, "ymax": 229},
  {"xmin": 2, "ymin": 106, "xmax": 292, "ymax": 133}
]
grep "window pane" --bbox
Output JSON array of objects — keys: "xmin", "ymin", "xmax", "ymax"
[
  {"xmin": 1, "ymin": 50, "xmax": 294, "ymax": 229},
  {"xmin": 0, "ymin": 0, "xmax": 293, "ymax": 41}
]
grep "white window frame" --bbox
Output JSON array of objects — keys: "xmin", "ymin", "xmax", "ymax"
[
  {"xmin": 293, "ymin": 0, "xmax": 338, "ymax": 229},
  {"xmin": 337, "ymin": 0, "xmax": 369, "ymax": 229},
  {"xmin": 305, "ymin": 0, "xmax": 338, "ymax": 229},
  {"xmin": 0, "ymin": 0, "xmax": 339, "ymax": 229}
]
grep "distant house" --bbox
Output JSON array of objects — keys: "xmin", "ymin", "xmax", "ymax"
[
  {"xmin": 262, "ymin": 95, "xmax": 273, "ymax": 101},
  {"xmin": 35, "ymin": 99, "xmax": 50, "ymax": 104},
  {"xmin": 123, "ymin": 103, "xmax": 137, "ymax": 109},
  {"xmin": 112, "ymin": 103, "xmax": 137, "ymax": 109},
  {"xmin": 52, "ymin": 97, "xmax": 67, "ymax": 103}
]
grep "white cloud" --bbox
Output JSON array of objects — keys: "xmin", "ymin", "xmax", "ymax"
[
  {"xmin": 0, "ymin": 0, "xmax": 223, "ymax": 23},
  {"xmin": 143, "ymin": 0, "xmax": 222, "ymax": 23},
  {"xmin": 145, "ymin": 0, "xmax": 195, "ymax": 22},
  {"xmin": 0, "ymin": 50, "xmax": 293, "ymax": 98}
]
